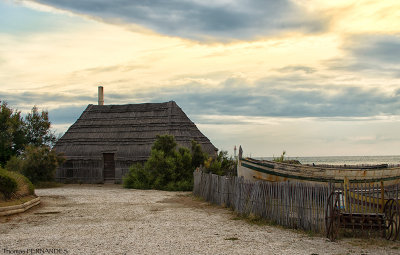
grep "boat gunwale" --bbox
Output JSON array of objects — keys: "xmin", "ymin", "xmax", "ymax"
[
  {"xmin": 244, "ymin": 158, "xmax": 400, "ymax": 171},
  {"xmin": 241, "ymin": 158, "xmax": 400, "ymax": 183}
]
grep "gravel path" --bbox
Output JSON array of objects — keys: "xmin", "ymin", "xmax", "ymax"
[{"xmin": 0, "ymin": 185, "xmax": 398, "ymax": 255}]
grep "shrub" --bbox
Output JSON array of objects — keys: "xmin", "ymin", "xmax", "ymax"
[
  {"xmin": 273, "ymin": 151, "xmax": 301, "ymax": 164},
  {"xmin": 191, "ymin": 140, "xmax": 207, "ymax": 169},
  {"xmin": 20, "ymin": 145, "xmax": 65, "ymax": 184},
  {"xmin": 5, "ymin": 169, "xmax": 35, "ymax": 195},
  {"xmin": 0, "ymin": 168, "xmax": 18, "ymax": 199},
  {"xmin": 123, "ymin": 163, "xmax": 151, "ymax": 190},
  {"xmin": 5, "ymin": 155, "xmax": 23, "ymax": 172},
  {"xmin": 204, "ymin": 150, "xmax": 237, "ymax": 176},
  {"xmin": 124, "ymin": 135, "xmax": 202, "ymax": 191},
  {"xmin": 124, "ymin": 135, "xmax": 239, "ymax": 190}
]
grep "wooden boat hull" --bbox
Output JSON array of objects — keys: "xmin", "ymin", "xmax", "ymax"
[{"xmin": 238, "ymin": 158, "xmax": 400, "ymax": 185}]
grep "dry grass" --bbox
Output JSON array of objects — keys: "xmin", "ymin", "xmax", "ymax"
[
  {"xmin": 347, "ymin": 237, "xmax": 400, "ymax": 250},
  {"xmin": 0, "ymin": 169, "xmax": 34, "ymax": 203}
]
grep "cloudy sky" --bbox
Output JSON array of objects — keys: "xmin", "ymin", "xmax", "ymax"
[{"xmin": 1, "ymin": 0, "xmax": 400, "ymax": 157}]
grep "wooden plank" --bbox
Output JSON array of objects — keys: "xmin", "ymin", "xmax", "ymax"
[
  {"xmin": 286, "ymin": 182, "xmax": 290, "ymax": 227},
  {"xmin": 368, "ymin": 182, "xmax": 372, "ymax": 213},
  {"xmin": 375, "ymin": 183, "xmax": 379, "ymax": 214},
  {"xmin": 380, "ymin": 181, "xmax": 385, "ymax": 212}
]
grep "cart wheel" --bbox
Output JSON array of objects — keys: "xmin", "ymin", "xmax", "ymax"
[
  {"xmin": 384, "ymin": 199, "xmax": 399, "ymax": 241},
  {"xmin": 326, "ymin": 191, "xmax": 341, "ymax": 241}
]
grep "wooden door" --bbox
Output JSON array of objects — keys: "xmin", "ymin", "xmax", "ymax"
[{"xmin": 103, "ymin": 153, "xmax": 115, "ymax": 180}]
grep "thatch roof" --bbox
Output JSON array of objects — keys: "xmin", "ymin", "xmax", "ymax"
[{"xmin": 54, "ymin": 101, "xmax": 217, "ymax": 161}]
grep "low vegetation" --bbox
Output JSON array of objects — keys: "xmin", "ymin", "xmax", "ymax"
[
  {"xmin": 273, "ymin": 151, "xmax": 301, "ymax": 165},
  {"xmin": 124, "ymin": 135, "xmax": 201, "ymax": 191},
  {"xmin": 0, "ymin": 167, "xmax": 34, "ymax": 202},
  {"xmin": 124, "ymin": 135, "xmax": 236, "ymax": 191},
  {"xmin": 203, "ymin": 150, "xmax": 236, "ymax": 176},
  {"xmin": 1, "ymin": 102, "xmax": 58, "ymax": 167},
  {"xmin": 7, "ymin": 145, "xmax": 65, "ymax": 184},
  {"xmin": 0, "ymin": 101, "xmax": 64, "ymax": 201},
  {"xmin": 0, "ymin": 168, "xmax": 17, "ymax": 199}
]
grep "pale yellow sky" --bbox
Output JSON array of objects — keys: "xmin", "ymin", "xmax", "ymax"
[{"xmin": 1, "ymin": 0, "xmax": 400, "ymax": 156}]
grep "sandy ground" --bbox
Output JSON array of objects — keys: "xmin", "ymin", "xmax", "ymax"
[{"xmin": 0, "ymin": 185, "xmax": 399, "ymax": 255}]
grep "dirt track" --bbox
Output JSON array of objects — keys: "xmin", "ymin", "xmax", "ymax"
[{"xmin": 0, "ymin": 185, "xmax": 398, "ymax": 255}]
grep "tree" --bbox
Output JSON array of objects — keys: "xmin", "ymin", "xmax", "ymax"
[
  {"xmin": 25, "ymin": 106, "xmax": 56, "ymax": 147},
  {"xmin": 124, "ymin": 135, "xmax": 199, "ymax": 191},
  {"xmin": 0, "ymin": 102, "xmax": 58, "ymax": 167},
  {"xmin": 0, "ymin": 101, "xmax": 26, "ymax": 167}
]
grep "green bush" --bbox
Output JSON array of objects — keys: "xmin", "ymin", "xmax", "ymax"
[
  {"xmin": 5, "ymin": 155, "xmax": 23, "ymax": 172},
  {"xmin": 124, "ymin": 135, "xmax": 238, "ymax": 190},
  {"xmin": 0, "ymin": 168, "xmax": 18, "ymax": 199},
  {"xmin": 5, "ymin": 169, "xmax": 35, "ymax": 195},
  {"xmin": 19, "ymin": 145, "xmax": 65, "ymax": 184},
  {"xmin": 204, "ymin": 150, "xmax": 237, "ymax": 176},
  {"xmin": 0, "ymin": 167, "xmax": 35, "ymax": 198},
  {"xmin": 124, "ymin": 135, "xmax": 204, "ymax": 191},
  {"xmin": 123, "ymin": 163, "xmax": 152, "ymax": 190},
  {"xmin": 191, "ymin": 140, "xmax": 207, "ymax": 169}
]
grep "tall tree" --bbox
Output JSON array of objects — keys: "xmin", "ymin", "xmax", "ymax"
[
  {"xmin": 0, "ymin": 101, "xmax": 26, "ymax": 166},
  {"xmin": 25, "ymin": 106, "xmax": 56, "ymax": 147}
]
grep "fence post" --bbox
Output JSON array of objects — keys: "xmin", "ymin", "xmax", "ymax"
[
  {"xmin": 380, "ymin": 181, "xmax": 385, "ymax": 212},
  {"xmin": 344, "ymin": 177, "xmax": 349, "ymax": 212}
]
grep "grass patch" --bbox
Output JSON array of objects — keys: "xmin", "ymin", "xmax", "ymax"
[
  {"xmin": 230, "ymin": 213, "xmax": 281, "ymax": 227},
  {"xmin": 246, "ymin": 216, "xmax": 276, "ymax": 226},
  {"xmin": 191, "ymin": 194, "xmax": 206, "ymax": 202},
  {"xmin": 0, "ymin": 168, "xmax": 34, "ymax": 202},
  {"xmin": 231, "ymin": 214, "xmax": 274, "ymax": 226},
  {"xmin": 0, "ymin": 195, "xmax": 37, "ymax": 207},
  {"xmin": 347, "ymin": 237, "xmax": 400, "ymax": 249},
  {"xmin": 176, "ymin": 192, "xmax": 193, "ymax": 197},
  {"xmin": 35, "ymin": 182, "xmax": 64, "ymax": 189},
  {"xmin": 224, "ymin": 237, "xmax": 239, "ymax": 241},
  {"xmin": 228, "ymin": 212, "xmax": 323, "ymax": 239}
]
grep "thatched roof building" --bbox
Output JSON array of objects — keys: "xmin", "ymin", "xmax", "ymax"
[{"xmin": 54, "ymin": 99, "xmax": 217, "ymax": 183}]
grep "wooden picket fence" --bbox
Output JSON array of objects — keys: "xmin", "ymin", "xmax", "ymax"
[{"xmin": 193, "ymin": 171, "xmax": 332, "ymax": 233}]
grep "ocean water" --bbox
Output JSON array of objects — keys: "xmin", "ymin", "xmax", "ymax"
[{"xmin": 256, "ymin": 155, "xmax": 400, "ymax": 166}]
